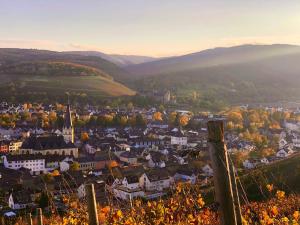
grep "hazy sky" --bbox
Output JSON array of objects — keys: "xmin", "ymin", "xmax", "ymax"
[{"xmin": 1, "ymin": 0, "xmax": 300, "ymax": 56}]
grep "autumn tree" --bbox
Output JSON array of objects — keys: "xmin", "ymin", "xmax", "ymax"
[
  {"xmin": 49, "ymin": 111, "xmax": 57, "ymax": 127},
  {"xmin": 231, "ymin": 151, "xmax": 249, "ymax": 167},
  {"xmin": 228, "ymin": 111, "xmax": 243, "ymax": 124},
  {"xmin": 135, "ymin": 114, "xmax": 146, "ymax": 127},
  {"xmin": 169, "ymin": 112, "xmax": 177, "ymax": 125},
  {"xmin": 226, "ymin": 121, "xmax": 235, "ymax": 130},
  {"xmin": 179, "ymin": 115, "xmax": 189, "ymax": 127},
  {"xmin": 127, "ymin": 102, "xmax": 134, "ymax": 110},
  {"xmin": 52, "ymin": 170, "xmax": 60, "ymax": 176},
  {"xmin": 70, "ymin": 162, "xmax": 80, "ymax": 171},
  {"xmin": 260, "ymin": 148, "xmax": 275, "ymax": 157},
  {"xmin": 81, "ymin": 132, "xmax": 89, "ymax": 142},
  {"xmin": 153, "ymin": 112, "xmax": 163, "ymax": 121}
]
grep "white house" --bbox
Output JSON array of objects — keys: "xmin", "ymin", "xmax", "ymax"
[
  {"xmin": 59, "ymin": 161, "xmax": 71, "ymax": 172},
  {"xmin": 8, "ymin": 192, "xmax": 33, "ymax": 210},
  {"xmin": 119, "ymin": 151, "xmax": 138, "ymax": 165},
  {"xmin": 139, "ymin": 170, "xmax": 173, "ymax": 191},
  {"xmin": 279, "ymin": 138, "xmax": 288, "ymax": 149},
  {"xmin": 84, "ymin": 144, "xmax": 97, "ymax": 154},
  {"xmin": 121, "ymin": 176, "xmax": 140, "ymax": 190},
  {"xmin": 110, "ymin": 175, "xmax": 145, "ymax": 201},
  {"xmin": 284, "ymin": 121, "xmax": 300, "ymax": 132},
  {"xmin": 171, "ymin": 136, "xmax": 188, "ymax": 146},
  {"xmin": 2, "ymin": 154, "xmax": 45, "ymax": 175},
  {"xmin": 44, "ymin": 155, "xmax": 73, "ymax": 172},
  {"xmin": 113, "ymin": 186, "xmax": 145, "ymax": 201},
  {"xmin": 292, "ymin": 136, "xmax": 300, "ymax": 148},
  {"xmin": 243, "ymin": 159, "xmax": 256, "ymax": 169},
  {"xmin": 174, "ymin": 170, "xmax": 197, "ymax": 184},
  {"xmin": 202, "ymin": 164, "xmax": 213, "ymax": 177},
  {"xmin": 276, "ymin": 148, "xmax": 293, "ymax": 158},
  {"xmin": 147, "ymin": 156, "xmax": 166, "ymax": 168},
  {"xmin": 260, "ymin": 157, "xmax": 269, "ymax": 164},
  {"xmin": 77, "ymin": 180, "xmax": 105, "ymax": 199}
]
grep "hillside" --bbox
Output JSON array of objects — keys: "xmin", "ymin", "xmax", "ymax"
[
  {"xmin": 67, "ymin": 51, "xmax": 157, "ymax": 66},
  {"xmin": 126, "ymin": 44, "xmax": 300, "ymax": 76},
  {"xmin": 0, "ymin": 49, "xmax": 135, "ymax": 102},
  {"xmin": 241, "ymin": 153, "xmax": 300, "ymax": 201},
  {"xmin": 0, "ymin": 48, "xmax": 134, "ymax": 82},
  {"xmin": 0, "ymin": 61, "xmax": 112, "ymax": 79},
  {"xmin": 130, "ymin": 45, "xmax": 300, "ymax": 105}
]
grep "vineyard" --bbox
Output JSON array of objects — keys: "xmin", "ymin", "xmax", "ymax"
[{"xmin": 11, "ymin": 183, "xmax": 300, "ymax": 225}]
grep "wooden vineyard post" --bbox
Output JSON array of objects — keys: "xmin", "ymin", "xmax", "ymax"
[
  {"xmin": 36, "ymin": 208, "xmax": 43, "ymax": 225},
  {"xmin": 85, "ymin": 183, "xmax": 99, "ymax": 225},
  {"xmin": 207, "ymin": 120, "xmax": 238, "ymax": 225},
  {"xmin": 28, "ymin": 213, "xmax": 33, "ymax": 225},
  {"xmin": 229, "ymin": 162, "xmax": 243, "ymax": 225}
]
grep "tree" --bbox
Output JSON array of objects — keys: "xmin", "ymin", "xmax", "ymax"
[
  {"xmin": 135, "ymin": 114, "xmax": 146, "ymax": 127},
  {"xmin": 127, "ymin": 116, "xmax": 136, "ymax": 127},
  {"xmin": 260, "ymin": 148, "xmax": 275, "ymax": 157},
  {"xmin": 127, "ymin": 102, "xmax": 134, "ymax": 110},
  {"xmin": 70, "ymin": 162, "xmax": 80, "ymax": 171},
  {"xmin": 174, "ymin": 113, "xmax": 181, "ymax": 126},
  {"xmin": 169, "ymin": 112, "xmax": 177, "ymax": 125},
  {"xmin": 107, "ymin": 161, "xmax": 118, "ymax": 169},
  {"xmin": 81, "ymin": 132, "xmax": 89, "ymax": 142},
  {"xmin": 49, "ymin": 111, "xmax": 57, "ymax": 126},
  {"xmin": 56, "ymin": 116, "xmax": 64, "ymax": 128},
  {"xmin": 228, "ymin": 111, "xmax": 243, "ymax": 124},
  {"xmin": 226, "ymin": 121, "xmax": 234, "ymax": 130},
  {"xmin": 179, "ymin": 115, "xmax": 189, "ymax": 127},
  {"xmin": 248, "ymin": 111, "xmax": 260, "ymax": 123},
  {"xmin": 52, "ymin": 170, "xmax": 60, "ymax": 176},
  {"xmin": 88, "ymin": 115, "xmax": 97, "ymax": 127},
  {"xmin": 153, "ymin": 112, "xmax": 163, "ymax": 121},
  {"xmin": 38, "ymin": 192, "xmax": 50, "ymax": 209},
  {"xmin": 269, "ymin": 121, "xmax": 281, "ymax": 129},
  {"xmin": 120, "ymin": 116, "xmax": 128, "ymax": 126},
  {"xmin": 104, "ymin": 114, "xmax": 114, "ymax": 126},
  {"xmin": 231, "ymin": 151, "xmax": 249, "ymax": 167},
  {"xmin": 158, "ymin": 105, "xmax": 165, "ymax": 112}
]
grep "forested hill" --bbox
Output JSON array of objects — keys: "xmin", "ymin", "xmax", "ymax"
[
  {"xmin": 0, "ymin": 48, "xmax": 135, "ymax": 102},
  {"xmin": 128, "ymin": 44, "xmax": 300, "ymax": 106}
]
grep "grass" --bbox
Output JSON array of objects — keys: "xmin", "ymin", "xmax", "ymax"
[{"xmin": 0, "ymin": 74, "xmax": 135, "ymax": 99}]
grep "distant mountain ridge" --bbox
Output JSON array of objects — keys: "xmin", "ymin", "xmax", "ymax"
[
  {"xmin": 66, "ymin": 51, "xmax": 157, "ymax": 66},
  {"xmin": 125, "ymin": 44, "xmax": 300, "ymax": 76},
  {"xmin": 129, "ymin": 44, "xmax": 300, "ymax": 105}
]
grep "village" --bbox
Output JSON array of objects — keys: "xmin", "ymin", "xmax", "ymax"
[{"xmin": 0, "ymin": 101, "xmax": 299, "ymax": 218}]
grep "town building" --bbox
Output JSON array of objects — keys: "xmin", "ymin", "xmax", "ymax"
[
  {"xmin": 1, "ymin": 154, "xmax": 46, "ymax": 175},
  {"xmin": 20, "ymin": 135, "xmax": 78, "ymax": 158}
]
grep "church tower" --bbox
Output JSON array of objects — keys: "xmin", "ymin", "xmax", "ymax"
[{"xmin": 62, "ymin": 103, "xmax": 74, "ymax": 143}]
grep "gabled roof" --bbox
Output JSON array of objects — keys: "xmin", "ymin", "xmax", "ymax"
[
  {"xmin": 21, "ymin": 135, "xmax": 75, "ymax": 150},
  {"xmin": 120, "ymin": 151, "xmax": 138, "ymax": 159},
  {"xmin": 10, "ymin": 190, "xmax": 33, "ymax": 204},
  {"xmin": 5, "ymin": 154, "xmax": 45, "ymax": 161},
  {"xmin": 145, "ymin": 169, "xmax": 170, "ymax": 182},
  {"xmin": 125, "ymin": 175, "xmax": 139, "ymax": 184}
]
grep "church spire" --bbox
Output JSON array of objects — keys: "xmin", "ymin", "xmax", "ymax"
[
  {"xmin": 62, "ymin": 94, "xmax": 74, "ymax": 143},
  {"xmin": 64, "ymin": 104, "xmax": 72, "ymax": 129}
]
